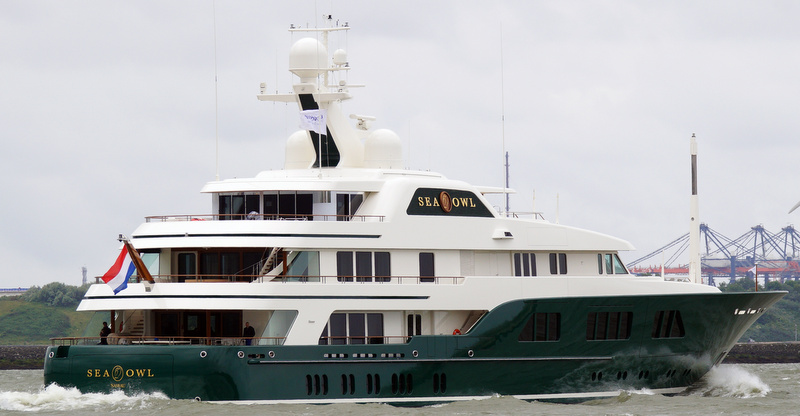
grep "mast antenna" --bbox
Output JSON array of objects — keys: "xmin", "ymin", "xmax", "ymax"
[
  {"xmin": 213, "ymin": 0, "xmax": 220, "ymax": 181},
  {"xmin": 500, "ymin": 24, "xmax": 508, "ymax": 216}
]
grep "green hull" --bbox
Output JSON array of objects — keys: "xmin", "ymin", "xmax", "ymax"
[{"xmin": 43, "ymin": 291, "xmax": 784, "ymax": 403}]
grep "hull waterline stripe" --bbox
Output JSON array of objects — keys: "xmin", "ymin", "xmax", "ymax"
[
  {"xmin": 84, "ymin": 294, "xmax": 429, "ymax": 301},
  {"xmin": 209, "ymin": 387, "xmax": 686, "ymax": 405},
  {"xmin": 134, "ymin": 233, "xmax": 381, "ymax": 239}
]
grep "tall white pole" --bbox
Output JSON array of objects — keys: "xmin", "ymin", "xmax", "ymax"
[{"xmin": 689, "ymin": 134, "xmax": 702, "ymax": 284}]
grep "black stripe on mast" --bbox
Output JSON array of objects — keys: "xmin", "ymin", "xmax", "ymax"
[{"xmin": 299, "ymin": 94, "xmax": 340, "ymax": 168}]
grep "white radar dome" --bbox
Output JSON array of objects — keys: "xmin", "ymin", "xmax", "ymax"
[
  {"xmin": 289, "ymin": 38, "xmax": 328, "ymax": 81},
  {"xmin": 364, "ymin": 129, "xmax": 403, "ymax": 169},
  {"xmin": 284, "ymin": 130, "xmax": 316, "ymax": 169},
  {"xmin": 333, "ymin": 49, "xmax": 347, "ymax": 66}
]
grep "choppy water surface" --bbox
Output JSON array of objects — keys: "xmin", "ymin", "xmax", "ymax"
[{"xmin": 2, "ymin": 364, "xmax": 798, "ymax": 415}]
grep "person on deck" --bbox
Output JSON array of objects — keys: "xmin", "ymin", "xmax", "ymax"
[
  {"xmin": 99, "ymin": 322, "xmax": 112, "ymax": 345},
  {"xmin": 243, "ymin": 322, "xmax": 255, "ymax": 345}
]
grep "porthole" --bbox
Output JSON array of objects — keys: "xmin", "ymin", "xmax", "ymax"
[
  {"xmin": 199, "ymin": 350, "xmax": 207, "ymax": 358},
  {"xmin": 48, "ymin": 351, "xmax": 54, "ymax": 358},
  {"xmin": 237, "ymin": 351, "xmax": 245, "ymax": 359},
  {"xmin": 268, "ymin": 350, "xmax": 275, "ymax": 358},
  {"xmin": 467, "ymin": 350, "xmax": 474, "ymax": 358},
  {"xmin": 412, "ymin": 350, "xmax": 419, "ymax": 358}
]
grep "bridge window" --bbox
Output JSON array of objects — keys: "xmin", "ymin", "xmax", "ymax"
[
  {"xmin": 549, "ymin": 253, "xmax": 567, "ymax": 275},
  {"xmin": 599, "ymin": 253, "xmax": 629, "ymax": 275},
  {"xmin": 514, "ymin": 253, "xmax": 537, "ymax": 276}
]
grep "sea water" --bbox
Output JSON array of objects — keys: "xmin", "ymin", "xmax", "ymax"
[{"xmin": 1, "ymin": 364, "xmax": 797, "ymax": 415}]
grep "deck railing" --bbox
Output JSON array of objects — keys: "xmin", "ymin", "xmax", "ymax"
[
  {"xmin": 49, "ymin": 336, "xmax": 286, "ymax": 346},
  {"xmin": 50, "ymin": 335, "xmax": 413, "ymax": 346},
  {"xmin": 97, "ymin": 274, "xmax": 465, "ymax": 285},
  {"xmin": 145, "ymin": 213, "xmax": 385, "ymax": 222}
]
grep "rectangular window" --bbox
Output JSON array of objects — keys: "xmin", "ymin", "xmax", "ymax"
[
  {"xmin": 374, "ymin": 252, "xmax": 391, "ymax": 282},
  {"xmin": 218, "ymin": 195, "xmax": 246, "ymax": 220},
  {"xmin": 522, "ymin": 253, "xmax": 531, "ymax": 276},
  {"xmin": 356, "ymin": 251, "xmax": 373, "ymax": 283},
  {"xmin": 349, "ymin": 313, "xmax": 366, "ymax": 344},
  {"xmin": 518, "ymin": 312, "xmax": 560, "ymax": 342},
  {"xmin": 549, "ymin": 253, "xmax": 567, "ymax": 275},
  {"xmin": 336, "ymin": 252, "xmax": 390, "ymax": 283},
  {"xmin": 177, "ymin": 252, "xmax": 196, "ymax": 283},
  {"xmin": 329, "ymin": 313, "xmax": 347, "ymax": 345},
  {"xmin": 587, "ymin": 311, "xmax": 633, "ymax": 340},
  {"xmin": 420, "ymin": 253, "xmax": 435, "ymax": 283},
  {"xmin": 514, "ymin": 253, "xmax": 537, "ymax": 277},
  {"xmin": 597, "ymin": 254, "xmax": 604, "ymax": 274},
  {"xmin": 319, "ymin": 312, "xmax": 385, "ymax": 345},
  {"xmin": 367, "ymin": 313, "xmax": 384, "ymax": 344},
  {"xmin": 407, "ymin": 314, "xmax": 422, "ymax": 336},
  {"xmin": 336, "ymin": 193, "xmax": 364, "ymax": 221},
  {"xmin": 263, "ymin": 194, "xmax": 278, "ymax": 218},
  {"xmin": 245, "ymin": 194, "xmax": 260, "ymax": 219},
  {"xmin": 337, "ymin": 251, "xmax": 354, "ymax": 282}
]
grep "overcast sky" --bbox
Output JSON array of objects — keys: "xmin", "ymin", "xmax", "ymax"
[{"xmin": 2, "ymin": 1, "xmax": 799, "ymax": 288}]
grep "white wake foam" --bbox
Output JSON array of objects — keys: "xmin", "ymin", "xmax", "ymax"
[
  {"xmin": 698, "ymin": 365, "xmax": 771, "ymax": 398},
  {"xmin": 0, "ymin": 383, "xmax": 169, "ymax": 412}
]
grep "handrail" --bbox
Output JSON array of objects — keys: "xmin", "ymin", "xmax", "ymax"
[
  {"xmin": 95, "ymin": 274, "xmax": 465, "ymax": 284},
  {"xmin": 145, "ymin": 213, "xmax": 384, "ymax": 223},
  {"xmin": 51, "ymin": 335, "xmax": 417, "ymax": 347},
  {"xmin": 49, "ymin": 336, "xmax": 286, "ymax": 346}
]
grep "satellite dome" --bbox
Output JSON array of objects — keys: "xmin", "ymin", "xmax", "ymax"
[
  {"xmin": 284, "ymin": 130, "xmax": 316, "ymax": 169},
  {"xmin": 364, "ymin": 129, "xmax": 402, "ymax": 169},
  {"xmin": 289, "ymin": 38, "xmax": 328, "ymax": 81}
]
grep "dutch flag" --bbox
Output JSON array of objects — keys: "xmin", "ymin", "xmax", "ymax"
[{"xmin": 101, "ymin": 247, "xmax": 135, "ymax": 294}]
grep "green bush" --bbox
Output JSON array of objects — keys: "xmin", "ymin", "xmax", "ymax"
[{"xmin": 22, "ymin": 282, "xmax": 88, "ymax": 308}]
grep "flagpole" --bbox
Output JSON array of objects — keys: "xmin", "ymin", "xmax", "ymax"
[{"xmin": 119, "ymin": 236, "xmax": 155, "ymax": 283}]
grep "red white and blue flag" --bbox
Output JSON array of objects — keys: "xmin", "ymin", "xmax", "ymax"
[{"xmin": 101, "ymin": 247, "xmax": 135, "ymax": 294}]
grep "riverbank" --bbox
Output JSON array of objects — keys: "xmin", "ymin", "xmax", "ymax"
[
  {"xmin": 0, "ymin": 345, "xmax": 47, "ymax": 370},
  {"xmin": 723, "ymin": 341, "xmax": 800, "ymax": 364},
  {"xmin": 1, "ymin": 342, "xmax": 798, "ymax": 370}
]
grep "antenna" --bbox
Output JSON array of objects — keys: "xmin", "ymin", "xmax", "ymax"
[
  {"xmin": 213, "ymin": 0, "xmax": 220, "ymax": 181},
  {"xmin": 500, "ymin": 24, "xmax": 507, "ymax": 216},
  {"xmin": 505, "ymin": 151, "xmax": 510, "ymax": 215}
]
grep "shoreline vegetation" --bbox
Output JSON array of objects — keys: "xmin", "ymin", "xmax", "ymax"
[{"xmin": 1, "ymin": 343, "xmax": 798, "ymax": 370}]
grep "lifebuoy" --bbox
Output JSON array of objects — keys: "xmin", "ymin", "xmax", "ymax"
[{"xmin": 453, "ymin": 329, "xmax": 462, "ymax": 335}]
